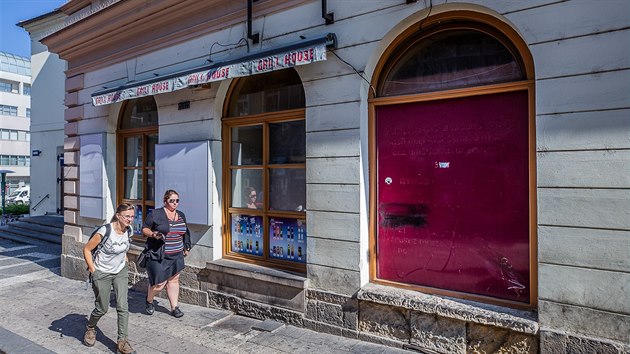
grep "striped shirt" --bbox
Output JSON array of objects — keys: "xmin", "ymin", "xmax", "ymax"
[{"xmin": 164, "ymin": 215, "xmax": 186, "ymax": 255}]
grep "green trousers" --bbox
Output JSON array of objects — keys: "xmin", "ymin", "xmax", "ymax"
[{"xmin": 87, "ymin": 264, "xmax": 129, "ymax": 340}]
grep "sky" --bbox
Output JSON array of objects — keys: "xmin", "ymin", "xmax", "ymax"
[{"xmin": 0, "ymin": 0, "xmax": 68, "ymax": 58}]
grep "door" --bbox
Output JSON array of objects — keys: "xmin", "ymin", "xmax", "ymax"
[{"xmin": 376, "ymin": 90, "xmax": 530, "ymax": 303}]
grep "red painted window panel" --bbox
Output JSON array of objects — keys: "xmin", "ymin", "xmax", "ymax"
[{"xmin": 376, "ymin": 90, "xmax": 530, "ymax": 303}]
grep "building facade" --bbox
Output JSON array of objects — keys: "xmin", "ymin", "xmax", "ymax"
[
  {"xmin": 40, "ymin": 1, "xmax": 629, "ymax": 353},
  {"xmin": 19, "ymin": 11, "xmax": 68, "ymax": 215},
  {"xmin": 0, "ymin": 52, "xmax": 31, "ymax": 195}
]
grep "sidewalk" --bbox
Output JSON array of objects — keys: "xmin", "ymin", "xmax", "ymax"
[{"xmin": 0, "ymin": 271, "xmax": 411, "ymax": 354}]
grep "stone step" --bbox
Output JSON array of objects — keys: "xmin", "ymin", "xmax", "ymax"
[
  {"xmin": 19, "ymin": 216, "xmax": 64, "ymax": 229},
  {"xmin": 0, "ymin": 230, "xmax": 61, "ymax": 251},
  {"xmin": 0, "ymin": 226, "xmax": 61, "ymax": 245},
  {"xmin": 7, "ymin": 221, "xmax": 63, "ymax": 238}
]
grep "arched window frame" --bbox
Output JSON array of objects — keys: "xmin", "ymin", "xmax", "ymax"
[
  {"xmin": 222, "ymin": 69, "xmax": 307, "ymax": 274},
  {"xmin": 368, "ymin": 11, "xmax": 537, "ymax": 309},
  {"xmin": 116, "ymin": 96, "xmax": 159, "ymax": 239}
]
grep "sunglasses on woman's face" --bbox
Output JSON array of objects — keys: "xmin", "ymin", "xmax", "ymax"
[
  {"xmin": 119, "ymin": 214, "xmax": 135, "ymax": 220},
  {"xmin": 249, "ymin": 194, "xmax": 256, "ymax": 198},
  {"xmin": 168, "ymin": 199, "xmax": 179, "ymax": 204}
]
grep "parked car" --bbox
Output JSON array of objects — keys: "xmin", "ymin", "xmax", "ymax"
[{"xmin": 7, "ymin": 187, "xmax": 29, "ymax": 205}]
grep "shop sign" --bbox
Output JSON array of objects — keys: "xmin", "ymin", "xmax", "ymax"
[{"xmin": 92, "ymin": 43, "xmax": 327, "ymax": 106}]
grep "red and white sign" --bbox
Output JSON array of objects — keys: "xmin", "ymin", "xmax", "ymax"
[{"xmin": 93, "ymin": 43, "xmax": 327, "ymax": 106}]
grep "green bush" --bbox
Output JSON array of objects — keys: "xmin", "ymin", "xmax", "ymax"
[{"xmin": 0, "ymin": 204, "xmax": 29, "ymax": 215}]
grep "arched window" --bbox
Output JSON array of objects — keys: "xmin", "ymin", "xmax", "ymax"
[
  {"xmin": 371, "ymin": 21, "xmax": 535, "ymax": 306},
  {"xmin": 117, "ymin": 96, "xmax": 158, "ymax": 235},
  {"xmin": 378, "ymin": 24, "xmax": 525, "ymax": 96},
  {"xmin": 223, "ymin": 69, "xmax": 307, "ymax": 273}
]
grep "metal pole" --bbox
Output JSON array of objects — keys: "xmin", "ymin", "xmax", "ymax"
[
  {"xmin": 0, "ymin": 170, "xmax": 15, "ymax": 216},
  {"xmin": 1, "ymin": 172, "xmax": 5, "ymax": 212}
]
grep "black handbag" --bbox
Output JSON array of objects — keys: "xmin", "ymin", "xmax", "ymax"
[{"xmin": 136, "ymin": 249, "xmax": 149, "ymax": 268}]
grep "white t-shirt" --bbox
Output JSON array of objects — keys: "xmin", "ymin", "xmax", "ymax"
[{"xmin": 94, "ymin": 224, "xmax": 131, "ymax": 274}]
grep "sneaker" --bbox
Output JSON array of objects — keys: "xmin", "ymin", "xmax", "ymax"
[
  {"xmin": 117, "ymin": 337, "xmax": 136, "ymax": 354},
  {"xmin": 145, "ymin": 300, "xmax": 154, "ymax": 315},
  {"xmin": 83, "ymin": 326, "xmax": 96, "ymax": 347},
  {"xmin": 171, "ymin": 306, "xmax": 184, "ymax": 318}
]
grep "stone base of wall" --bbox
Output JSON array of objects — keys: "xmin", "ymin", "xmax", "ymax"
[
  {"xmin": 61, "ymin": 234, "xmax": 89, "ymax": 281},
  {"xmin": 61, "ymin": 236, "xmax": 627, "ymax": 354},
  {"xmin": 541, "ymin": 329, "xmax": 630, "ymax": 354},
  {"xmin": 305, "ymin": 284, "xmax": 539, "ymax": 354}
]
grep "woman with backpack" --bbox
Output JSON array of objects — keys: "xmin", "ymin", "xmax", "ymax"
[
  {"xmin": 142, "ymin": 189, "xmax": 191, "ymax": 318},
  {"xmin": 82, "ymin": 203, "xmax": 136, "ymax": 354}
]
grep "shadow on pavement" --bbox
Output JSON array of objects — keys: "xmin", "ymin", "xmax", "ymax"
[
  {"xmin": 48, "ymin": 313, "xmax": 117, "ymax": 351},
  {"xmin": 127, "ymin": 289, "xmax": 173, "ymax": 316}
]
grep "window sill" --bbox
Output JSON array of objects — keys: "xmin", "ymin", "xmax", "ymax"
[
  {"xmin": 206, "ymin": 258, "xmax": 309, "ymax": 289},
  {"xmin": 357, "ymin": 283, "xmax": 538, "ymax": 335},
  {"xmin": 203, "ymin": 258, "xmax": 308, "ymax": 312}
]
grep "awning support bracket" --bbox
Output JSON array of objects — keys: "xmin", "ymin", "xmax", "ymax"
[
  {"xmin": 247, "ymin": 0, "xmax": 260, "ymax": 44},
  {"xmin": 322, "ymin": 0, "xmax": 334, "ymax": 25}
]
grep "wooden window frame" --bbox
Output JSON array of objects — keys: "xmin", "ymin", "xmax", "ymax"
[
  {"xmin": 368, "ymin": 12, "xmax": 537, "ymax": 309},
  {"xmin": 116, "ymin": 100, "xmax": 158, "ymax": 242},
  {"xmin": 222, "ymin": 107, "xmax": 307, "ymax": 274}
]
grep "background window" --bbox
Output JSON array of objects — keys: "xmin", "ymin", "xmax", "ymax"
[
  {"xmin": 117, "ymin": 97, "xmax": 158, "ymax": 236},
  {"xmin": 0, "ymin": 80, "xmax": 18, "ymax": 93},
  {"xmin": 0, "ymin": 105, "xmax": 18, "ymax": 116}
]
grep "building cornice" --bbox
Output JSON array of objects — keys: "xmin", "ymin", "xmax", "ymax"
[{"xmin": 42, "ymin": 0, "xmax": 312, "ymax": 76}]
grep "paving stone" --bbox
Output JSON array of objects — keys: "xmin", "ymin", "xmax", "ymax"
[
  {"xmin": 206, "ymin": 314, "xmax": 263, "ymax": 333},
  {"xmin": 0, "ymin": 241, "xmax": 454, "ymax": 354},
  {"xmin": 252, "ymin": 318, "xmax": 286, "ymax": 333}
]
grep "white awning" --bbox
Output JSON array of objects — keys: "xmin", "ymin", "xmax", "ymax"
[{"xmin": 91, "ymin": 33, "xmax": 337, "ymax": 106}]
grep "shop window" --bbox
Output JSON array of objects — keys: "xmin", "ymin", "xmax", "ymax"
[
  {"xmin": 224, "ymin": 69, "xmax": 307, "ymax": 272},
  {"xmin": 117, "ymin": 96, "xmax": 158, "ymax": 236},
  {"xmin": 372, "ymin": 22, "xmax": 534, "ymax": 306}
]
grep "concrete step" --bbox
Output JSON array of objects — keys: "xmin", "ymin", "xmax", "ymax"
[
  {"xmin": 7, "ymin": 219, "xmax": 63, "ymax": 237},
  {"xmin": 0, "ymin": 225, "xmax": 61, "ymax": 245},
  {"xmin": 7, "ymin": 221, "xmax": 63, "ymax": 238},
  {"xmin": 19, "ymin": 216, "xmax": 64, "ymax": 229},
  {"xmin": 0, "ymin": 230, "xmax": 61, "ymax": 252}
]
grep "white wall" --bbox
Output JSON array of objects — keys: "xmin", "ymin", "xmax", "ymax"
[{"xmin": 22, "ymin": 12, "xmax": 67, "ymax": 215}]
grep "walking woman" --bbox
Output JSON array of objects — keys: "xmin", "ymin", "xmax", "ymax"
[
  {"xmin": 83, "ymin": 203, "xmax": 136, "ymax": 354},
  {"xmin": 142, "ymin": 189, "xmax": 191, "ymax": 318}
]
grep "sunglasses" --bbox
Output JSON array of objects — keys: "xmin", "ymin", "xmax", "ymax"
[
  {"xmin": 249, "ymin": 194, "xmax": 256, "ymax": 198},
  {"xmin": 119, "ymin": 214, "xmax": 135, "ymax": 220},
  {"xmin": 168, "ymin": 199, "xmax": 180, "ymax": 203}
]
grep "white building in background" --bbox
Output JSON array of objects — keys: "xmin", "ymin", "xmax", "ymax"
[
  {"xmin": 18, "ymin": 11, "xmax": 67, "ymax": 215},
  {"xmin": 0, "ymin": 52, "xmax": 31, "ymax": 194}
]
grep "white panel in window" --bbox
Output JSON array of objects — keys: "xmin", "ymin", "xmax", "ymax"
[
  {"xmin": 79, "ymin": 133, "xmax": 106, "ymax": 218},
  {"xmin": 155, "ymin": 141, "xmax": 211, "ymax": 225}
]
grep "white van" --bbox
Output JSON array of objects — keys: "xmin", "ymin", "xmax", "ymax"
[{"xmin": 7, "ymin": 186, "xmax": 29, "ymax": 205}]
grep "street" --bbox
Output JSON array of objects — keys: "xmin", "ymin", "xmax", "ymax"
[{"xmin": 0, "ymin": 238, "xmax": 411, "ymax": 354}]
